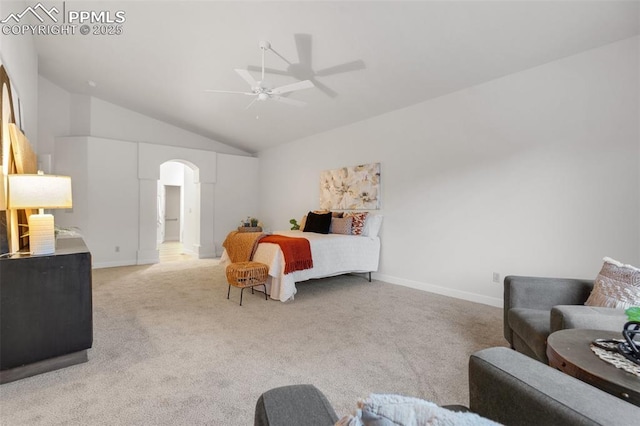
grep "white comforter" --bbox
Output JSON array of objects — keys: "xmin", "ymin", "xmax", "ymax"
[{"xmin": 221, "ymin": 230, "xmax": 380, "ymax": 302}]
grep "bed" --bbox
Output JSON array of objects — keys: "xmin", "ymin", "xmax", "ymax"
[{"xmin": 220, "ymin": 229, "xmax": 381, "ymax": 302}]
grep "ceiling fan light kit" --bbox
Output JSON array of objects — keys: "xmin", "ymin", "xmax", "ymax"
[{"xmin": 205, "ymin": 40, "xmax": 314, "ymax": 108}]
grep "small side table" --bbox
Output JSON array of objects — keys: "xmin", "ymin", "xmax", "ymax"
[
  {"xmin": 225, "ymin": 261, "xmax": 269, "ymax": 306},
  {"xmin": 547, "ymin": 329, "xmax": 640, "ymax": 406}
]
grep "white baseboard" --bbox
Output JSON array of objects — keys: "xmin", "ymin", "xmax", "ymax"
[
  {"xmin": 197, "ymin": 244, "xmax": 216, "ymax": 259},
  {"xmin": 182, "ymin": 246, "xmax": 197, "ymax": 257},
  {"xmin": 137, "ymin": 249, "xmax": 159, "ymax": 265},
  {"xmin": 93, "ymin": 259, "xmax": 138, "ymax": 269},
  {"xmin": 184, "ymin": 244, "xmax": 216, "ymax": 259},
  {"xmin": 373, "ymin": 273, "xmax": 503, "ymax": 308}
]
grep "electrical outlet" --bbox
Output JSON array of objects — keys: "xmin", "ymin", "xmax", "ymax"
[
  {"xmin": 115, "ymin": 246, "xmax": 120, "ymax": 253},
  {"xmin": 492, "ymin": 272, "xmax": 500, "ymax": 283}
]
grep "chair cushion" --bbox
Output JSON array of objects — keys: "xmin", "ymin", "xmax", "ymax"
[
  {"xmin": 507, "ymin": 308, "xmax": 550, "ymax": 362},
  {"xmin": 550, "ymin": 305, "xmax": 626, "ymax": 333}
]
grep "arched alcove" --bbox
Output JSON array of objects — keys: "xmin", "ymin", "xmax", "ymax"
[
  {"xmin": 137, "ymin": 143, "xmax": 216, "ymax": 264},
  {"xmin": 157, "ymin": 160, "xmax": 202, "ymax": 262}
]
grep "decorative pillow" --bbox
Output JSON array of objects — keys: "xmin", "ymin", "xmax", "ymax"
[
  {"xmin": 303, "ymin": 211, "xmax": 332, "ymax": 234},
  {"xmin": 585, "ymin": 257, "xmax": 640, "ymax": 308},
  {"xmin": 361, "ymin": 214, "xmax": 383, "ymax": 238},
  {"xmin": 330, "ymin": 217, "xmax": 352, "ymax": 235},
  {"xmin": 335, "ymin": 394, "xmax": 500, "ymax": 426},
  {"xmin": 344, "ymin": 212, "xmax": 369, "ymax": 235},
  {"xmin": 299, "ymin": 215, "xmax": 307, "ymax": 231}
]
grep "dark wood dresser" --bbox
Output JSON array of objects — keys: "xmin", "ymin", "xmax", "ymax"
[{"xmin": 0, "ymin": 237, "xmax": 93, "ymax": 383}]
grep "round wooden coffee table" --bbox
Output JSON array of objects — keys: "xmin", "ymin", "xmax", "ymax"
[{"xmin": 547, "ymin": 329, "xmax": 640, "ymax": 406}]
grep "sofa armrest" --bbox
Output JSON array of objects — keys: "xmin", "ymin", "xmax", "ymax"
[
  {"xmin": 550, "ymin": 305, "xmax": 627, "ymax": 333},
  {"xmin": 254, "ymin": 384, "xmax": 338, "ymax": 426},
  {"xmin": 504, "ymin": 276, "xmax": 593, "ymax": 343},
  {"xmin": 469, "ymin": 347, "xmax": 638, "ymax": 426}
]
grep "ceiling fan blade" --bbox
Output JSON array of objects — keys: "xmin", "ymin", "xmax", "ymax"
[
  {"xmin": 270, "ymin": 80, "xmax": 314, "ymax": 95},
  {"xmin": 272, "ymin": 95, "xmax": 306, "ymax": 107},
  {"xmin": 205, "ymin": 89, "xmax": 254, "ymax": 95},
  {"xmin": 316, "ymin": 60, "xmax": 366, "ymax": 77},
  {"xmin": 295, "ymin": 33, "xmax": 312, "ymax": 68},
  {"xmin": 234, "ymin": 69, "xmax": 257, "ymax": 87},
  {"xmin": 247, "ymin": 65, "xmax": 290, "ymax": 76}
]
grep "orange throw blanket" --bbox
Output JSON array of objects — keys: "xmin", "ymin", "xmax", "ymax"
[
  {"xmin": 222, "ymin": 231, "xmax": 265, "ymax": 262},
  {"xmin": 260, "ymin": 235, "xmax": 313, "ymax": 274}
]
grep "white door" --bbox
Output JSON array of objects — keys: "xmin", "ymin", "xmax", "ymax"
[{"xmin": 164, "ymin": 185, "xmax": 181, "ymax": 241}]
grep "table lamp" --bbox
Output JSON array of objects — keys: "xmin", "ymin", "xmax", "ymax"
[{"xmin": 7, "ymin": 171, "xmax": 72, "ymax": 255}]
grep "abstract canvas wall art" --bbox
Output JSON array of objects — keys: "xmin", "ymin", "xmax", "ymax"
[{"xmin": 320, "ymin": 163, "xmax": 380, "ymax": 210}]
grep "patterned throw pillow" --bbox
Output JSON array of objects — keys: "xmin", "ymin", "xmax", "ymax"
[
  {"xmin": 344, "ymin": 212, "xmax": 369, "ymax": 235},
  {"xmin": 330, "ymin": 217, "xmax": 352, "ymax": 235},
  {"xmin": 585, "ymin": 257, "xmax": 640, "ymax": 308}
]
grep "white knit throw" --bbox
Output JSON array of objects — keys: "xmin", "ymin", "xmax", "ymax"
[{"xmin": 335, "ymin": 394, "xmax": 501, "ymax": 426}]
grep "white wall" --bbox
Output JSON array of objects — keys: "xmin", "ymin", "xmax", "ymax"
[
  {"xmin": 258, "ymin": 36, "xmax": 640, "ymax": 307},
  {"xmin": 55, "ymin": 137, "xmax": 234, "ymax": 267},
  {"xmin": 160, "ymin": 161, "xmax": 185, "ymax": 186},
  {"xmin": 37, "ymin": 76, "xmax": 70, "ymax": 169},
  {"xmin": 38, "ymin": 73, "xmax": 259, "ymax": 266},
  {"xmin": 87, "ymin": 138, "xmax": 139, "ymax": 264},
  {"xmin": 214, "ymin": 153, "xmax": 260, "ymax": 255},
  {"xmin": 38, "ymin": 76, "xmax": 252, "ymax": 173},
  {"xmin": 54, "ymin": 136, "xmax": 139, "ymax": 267},
  {"xmin": 182, "ymin": 165, "xmax": 200, "ymax": 256},
  {"xmin": 69, "ymin": 93, "xmax": 91, "ymax": 136},
  {"xmin": 87, "ymin": 96, "xmax": 248, "ymax": 155},
  {"xmin": 38, "ymin": 78, "xmax": 254, "ymax": 159},
  {"xmin": 53, "ymin": 137, "xmax": 89, "ymax": 237},
  {"xmin": 40, "ymin": 86, "xmax": 250, "ymax": 157}
]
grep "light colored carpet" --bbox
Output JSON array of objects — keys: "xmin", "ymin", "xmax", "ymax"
[{"xmin": 0, "ymin": 259, "xmax": 506, "ymax": 425}]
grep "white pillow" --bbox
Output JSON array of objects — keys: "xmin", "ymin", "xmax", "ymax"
[
  {"xmin": 585, "ymin": 257, "xmax": 640, "ymax": 309},
  {"xmin": 361, "ymin": 214, "xmax": 383, "ymax": 238},
  {"xmin": 335, "ymin": 394, "xmax": 499, "ymax": 426}
]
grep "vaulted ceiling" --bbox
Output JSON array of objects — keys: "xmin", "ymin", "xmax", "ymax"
[{"xmin": 34, "ymin": 1, "xmax": 639, "ymax": 153}]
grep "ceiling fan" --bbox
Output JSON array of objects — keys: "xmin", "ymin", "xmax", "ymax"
[
  {"xmin": 248, "ymin": 34, "xmax": 366, "ymax": 98},
  {"xmin": 205, "ymin": 41, "xmax": 315, "ymax": 109}
]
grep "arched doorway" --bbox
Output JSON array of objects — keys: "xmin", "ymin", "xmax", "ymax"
[
  {"xmin": 157, "ymin": 160, "xmax": 198, "ymax": 262},
  {"xmin": 137, "ymin": 143, "xmax": 217, "ymax": 265}
]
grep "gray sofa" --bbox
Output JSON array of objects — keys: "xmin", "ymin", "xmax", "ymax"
[
  {"xmin": 503, "ymin": 275, "xmax": 627, "ymax": 363},
  {"xmin": 255, "ymin": 347, "xmax": 639, "ymax": 425}
]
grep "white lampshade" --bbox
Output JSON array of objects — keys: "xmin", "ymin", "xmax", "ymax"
[
  {"xmin": 7, "ymin": 173, "xmax": 73, "ymax": 255},
  {"xmin": 7, "ymin": 174, "xmax": 72, "ymax": 209}
]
